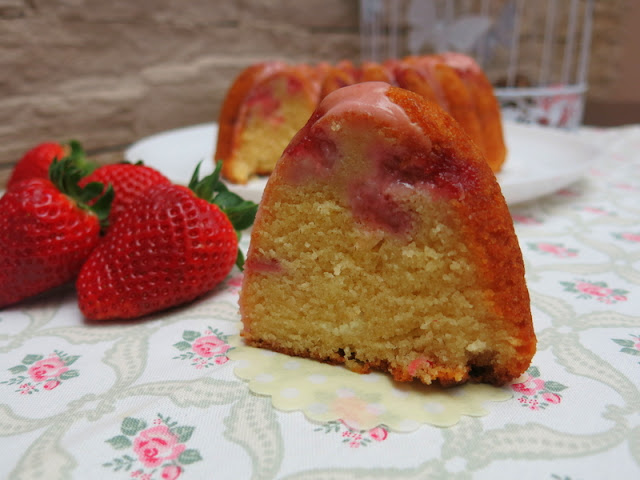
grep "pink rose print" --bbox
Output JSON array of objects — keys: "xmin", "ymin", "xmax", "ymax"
[
  {"xmin": 18, "ymin": 383, "xmax": 37, "ymax": 395},
  {"xmin": 529, "ymin": 242, "xmax": 578, "ymax": 258},
  {"xmin": 315, "ymin": 420, "xmax": 389, "ymax": 448},
  {"xmin": 28, "ymin": 357, "xmax": 68, "ymax": 382},
  {"xmin": 173, "ymin": 327, "xmax": 232, "ymax": 369},
  {"xmin": 614, "ymin": 232, "xmax": 640, "ymax": 243},
  {"xmin": 576, "ymin": 282, "xmax": 611, "ymax": 297},
  {"xmin": 133, "ymin": 425, "xmax": 186, "ymax": 468},
  {"xmin": 104, "ymin": 414, "xmax": 202, "ymax": 476},
  {"xmin": 369, "ymin": 426, "xmax": 388, "ymax": 442},
  {"xmin": 1, "ymin": 351, "xmax": 80, "ymax": 395},
  {"xmin": 43, "ymin": 380, "xmax": 60, "ymax": 391},
  {"xmin": 192, "ymin": 336, "xmax": 230, "ymax": 358},
  {"xmin": 161, "ymin": 465, "xmax": 182, "ymax": 480},
  {"xmin": 512, "ymin": 214, "xmax": 541, "ymax": 225},
  {"xmin": 512, "ymin": 366, "xmax": 567, "ymax": 411},
  {"xmin": 561, "ymin": 279, "xmax": 629, "ymax": 304},
  {"xmin": 622, "ymin": 232, "xmax": 640, "ymax": 242},
  {"xmin": 541, "ymin": 392, "xmax": 562, "ymax": 404},
  {"xmin": 511, "ymin": 375, "xmax": 545, "ymax": 396}
]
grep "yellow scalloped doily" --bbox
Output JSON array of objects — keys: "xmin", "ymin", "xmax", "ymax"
[{"xmin": 228, "ymin": 335, "xmax": 512, "ymax": 431}]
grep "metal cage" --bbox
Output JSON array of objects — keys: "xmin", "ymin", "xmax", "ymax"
[{"xmin": 360, "ymin": 0, "xmax": 595, "ymax": 129}]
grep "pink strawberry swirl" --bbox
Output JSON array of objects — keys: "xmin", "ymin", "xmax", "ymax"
[
  {"xmin": 28, "ymin": 357, "xmax": 68, "ymax": 382},
  {"xmin": 191, "ymin": 335, "xmax": 230, "ymax": 358},
  {"xmin": 133, "ymin": 426, "xmax": 186, "ymax": 468}
]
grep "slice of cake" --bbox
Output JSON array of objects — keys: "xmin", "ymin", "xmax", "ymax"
[{"xmin": 239, "ymin": 82, "xmax": 535, "ymax": 386}]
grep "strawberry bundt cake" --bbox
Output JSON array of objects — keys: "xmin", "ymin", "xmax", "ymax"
[
  {"xmin": 215, "ymin": 54, "xmax": 506, "ymax": 184},
  {"xmin": 239, "ymin": 82, "xmax": 535, "ymax": 387}
]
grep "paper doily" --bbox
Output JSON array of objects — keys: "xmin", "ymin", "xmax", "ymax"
[{"xmin": 228, "ymin": 335, "xmax": 512, "ymax": 431}]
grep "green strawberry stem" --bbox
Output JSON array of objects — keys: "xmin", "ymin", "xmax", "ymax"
[
  {"xmin": 188, "ymin": 160, "xmax": 258, "ymax": 269},
  {"xmin": 49, "ymin": 157, "xmax": 114, "ymax": 229},
  {"xmin": 65, "ymin": 140, "xmax": 97, "ymax": 176}
]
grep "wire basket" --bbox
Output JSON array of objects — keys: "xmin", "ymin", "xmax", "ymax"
[{"xmin": 360, "ymin": 0, "xmax": 594, "ymax": 129}]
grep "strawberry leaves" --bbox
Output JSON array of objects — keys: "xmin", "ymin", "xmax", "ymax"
[
  {"xmin": 189, "ymin": 160, "xmax": 258, "ymax": 231},
  {"xmin": 189, "ymin": 161, "xmax": 258, "ymax": 269},
  {"xmin": 49, "ymin": 157, "xmax": 114, "ymax": 229},
  {"xmin": 65, "ymin": 140, "xmax": 97, "ymax": 176}
]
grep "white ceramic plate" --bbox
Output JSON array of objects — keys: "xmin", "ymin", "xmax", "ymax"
[{"xmin": 125, "ymin": 121, "xmax": 600, "ymax": 205}]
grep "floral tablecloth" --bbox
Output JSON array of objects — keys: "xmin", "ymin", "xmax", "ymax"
[{"xmin": 2, "ymin": 125, "xmax": 640, "ymax": 480}]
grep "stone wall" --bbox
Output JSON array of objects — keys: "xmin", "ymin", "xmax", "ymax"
[
  {"xmin": 0, "ymin": 0, "xmax": 630, "ymax": 187},
  {"xmin": 0, "ymin": 0, "xmax": 361, "ymax": 185}
]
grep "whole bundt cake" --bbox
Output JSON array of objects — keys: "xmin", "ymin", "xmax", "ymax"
[
  {"xmin": 238, "ymin": 82, "xmax": 535, "ymax": 387},
  {"xmin": 215, "ymin": 54, "xmax": 507, "ymax": 184}
]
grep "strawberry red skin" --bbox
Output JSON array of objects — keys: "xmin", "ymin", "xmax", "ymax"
[
  {"xmin": 0, "ymin": 178, "xmax": 101, "ymax": 308},
  {"xmin": 7, "ymin": 142, "xmax": 67, "ymax": 189},
  {"xmin": 76, "ymin": 183, "xmax": 237, "ymax": 320},
  {"xmin": 79, "ymin": 163, "xmax": 171, "ymax": 224}
]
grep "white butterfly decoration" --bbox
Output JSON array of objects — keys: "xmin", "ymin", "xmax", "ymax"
[{"xmin": 406, "ymin": 0, "xmax": 517, "ymax": 60}]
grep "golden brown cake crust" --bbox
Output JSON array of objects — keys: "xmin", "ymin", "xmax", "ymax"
[
  {"xmin": 439, "ymin": 53, "xmax": 507, "ymax": 172},
  {"xmin": 387, "ymin": 87, "xmax": 535, "ymax": 381}
]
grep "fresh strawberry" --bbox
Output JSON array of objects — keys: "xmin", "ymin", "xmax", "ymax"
[
  {"xmin": 0, "ymin": 158, "xmax": 113, "ymax": 308},
  {"xmin": 77, "ymin": 161, "xmax": 257, "ymax": 321},
  {"xmin": 79, "ymin": 161, "xmax": 172, "ymax": 225},
  {"xmin": 7, "ymin": 140, "xmax": 94, "ymax": 190}
]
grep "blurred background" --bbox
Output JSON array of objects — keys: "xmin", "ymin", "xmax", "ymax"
[{"xmin": 1, "ymin": 0, "xmax": 638, "ymax": 187}]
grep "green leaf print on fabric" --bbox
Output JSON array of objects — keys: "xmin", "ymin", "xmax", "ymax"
[
  {"xmin": 612, "ymin": 334, "xmax": 640, "ymax": 362},
  {"xmin": 121, "ymin": 417, "xmax": 147, "ymax": 436},
  {"xmin": 106, "ymin": 435, "xmax": 132, "ymax": 450}
]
